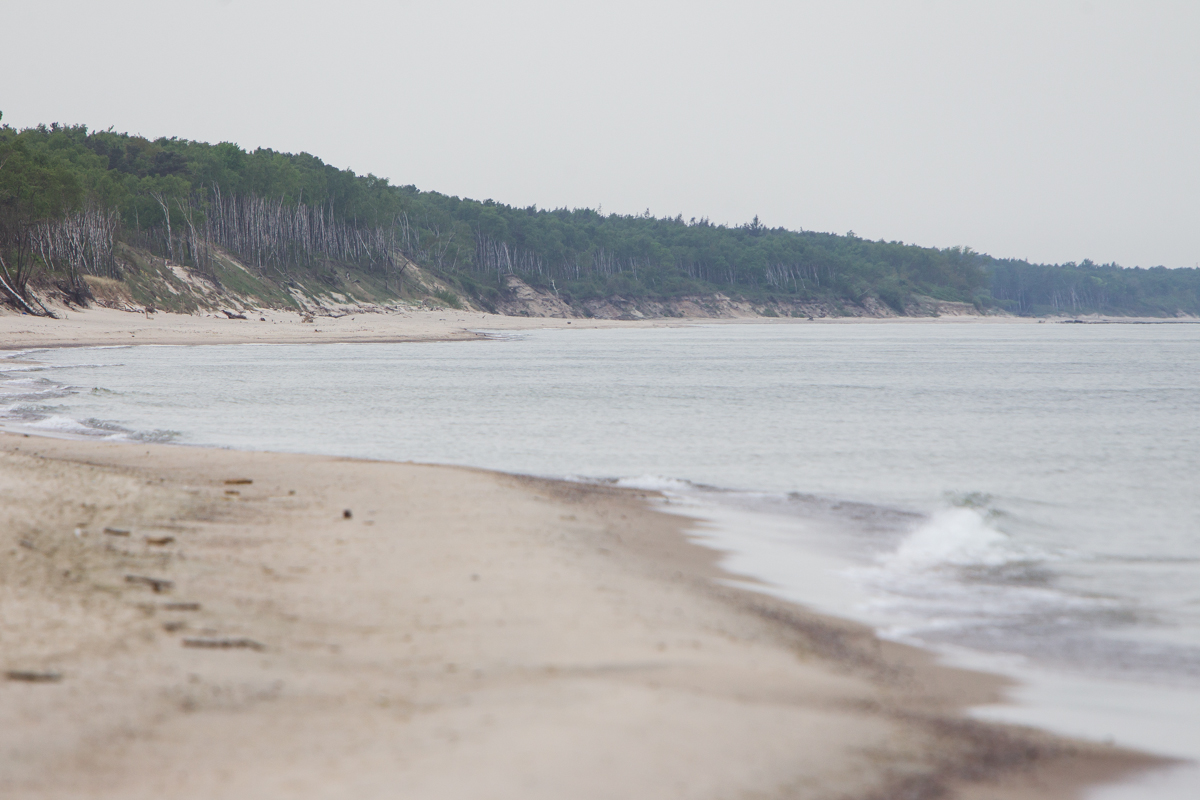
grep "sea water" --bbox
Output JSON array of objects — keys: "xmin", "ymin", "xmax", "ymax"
[{"xmin": 3, "ymin": 321, "xmax": 1199, "ymax": 795}]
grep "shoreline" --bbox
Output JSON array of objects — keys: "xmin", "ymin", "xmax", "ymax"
[
  {"xmin": 4, "ymin": 303, "xmax": 1178, "ymax": 353},
  {"xmin": 641, "ymin": 488, "xmax": 1200, "ymax": 798},
  {"xmin": 0, "ymin": 431, "xmax": 1164, "ymax": 798},
  {"xmin": 2, "ymin": 313, "xmax": 1186, "ymax": 797}
]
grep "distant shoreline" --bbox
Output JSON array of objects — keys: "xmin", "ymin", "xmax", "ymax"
[{"xmin": 7, "ymin": 303, "xmax": 1182, "ymax": 354}]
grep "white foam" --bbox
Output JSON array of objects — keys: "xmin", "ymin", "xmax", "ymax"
[
  {"xmin": 614, "ymin": 474, "xmax": 698, "ymax": 493},
  {"xmin": 883, "ymin": 506, "xmax": 1036, "ymax": 571},
  {"xmin": 646, "ymin": 494, "xmax": 875, "ymax": 618},
  {"xmin": 0, "ymin": 381, "xmax": 68, "ymax": 393},
  {"xmin": 26, "ymin": 415, "xmax": 116, "ymax": 437},
  {"xmin": 845, "ymin": 506, "xmax": 1098, "ymax": 635}
]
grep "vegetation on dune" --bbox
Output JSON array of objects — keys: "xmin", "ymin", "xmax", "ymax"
[
  {"xmin": 2, "ymin": 114, "xmax": 1197, "ymax": 317},
  {"xmin": 988, "ymin": 258, "xmax": 1200, "ymax": 317}
]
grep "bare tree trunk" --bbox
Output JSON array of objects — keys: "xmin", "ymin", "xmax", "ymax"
[
  {"xmin": 151, "ymin": 192, "xmax": 173, "ymax": 262},
  {"xmin": 0, "ymin": 250, "xmax": 48, "ymax": 315}
]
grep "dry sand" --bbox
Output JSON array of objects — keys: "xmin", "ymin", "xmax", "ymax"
[
  {"xmin": 0, "ymin": 433, "xmax": 1156, "ymax": 799},
  {"xmin": 0, "ymin": 305, "xmax": 636, "ymax": 351},
  {"xmin": 0, "ymin": 303, "xmax": 1054, "ymax": 352}
]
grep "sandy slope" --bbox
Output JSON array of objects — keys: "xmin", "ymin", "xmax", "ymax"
[{"xmin": 0, "ymin": 434, "xmax": 1152, "ymax": 799}]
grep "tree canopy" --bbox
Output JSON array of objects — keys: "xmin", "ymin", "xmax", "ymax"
[{"xmin": 2, "ymin": 118, "xmax": 1197, "ymax": 316}]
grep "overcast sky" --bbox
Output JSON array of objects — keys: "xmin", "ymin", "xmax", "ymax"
[{"xmin": 4, "ymin": 1, "xmax": 1198, "ymax": 267}]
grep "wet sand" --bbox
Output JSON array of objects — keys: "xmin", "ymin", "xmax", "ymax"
[{"xmin": 0, "ymin": 433, "xmax": 1157, "ymax": 799}]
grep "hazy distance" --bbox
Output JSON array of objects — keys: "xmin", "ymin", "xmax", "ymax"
[{"xmin": 5, "ymin": 0, "xmax": 1198, "ymax": 269}]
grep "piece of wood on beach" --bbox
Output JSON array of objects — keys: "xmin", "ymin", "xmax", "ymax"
[
  {"xmin": 103, "ymin": 527, "xmax": 131, "ymax": 536},
  {"xmin": 5, "ymin": 670, "xmax": 63, "ymax": 683},
  {"xmin": 145, "ymin": 536, "xmax": 175, "ymax": 546},
  {"xmin": 124, "ymin": 574, "xmax": 174, "ymax": 593},
  {"xmin": 224, "ymin": 479, "xmax": 253, "ymax": 485},
  {"xmin": 181, "ymin": 637, "xmax": 265, "ymax": 651},
  {"xmin": 162, "ymin": 602, "xmax": 201, "ymax": 611}
]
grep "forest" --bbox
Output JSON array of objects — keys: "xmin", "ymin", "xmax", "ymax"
[{"xmin": 2, "ymin": 117, "xmax": 1198, "ymax": 317}]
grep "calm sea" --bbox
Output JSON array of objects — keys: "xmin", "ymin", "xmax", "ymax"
[{"xmin": 3, "ymin": 321, "xmax": 1198, "ymax": 796}]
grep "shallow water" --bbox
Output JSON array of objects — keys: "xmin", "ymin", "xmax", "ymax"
[{"xmin": 4, "ymin": 321, "xmax": 1199, "ymax": 791}]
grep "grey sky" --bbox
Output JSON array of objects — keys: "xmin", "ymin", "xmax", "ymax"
[{"xmin": 5, "ymin": 1, "xmax": 1198, "ymax": 267}]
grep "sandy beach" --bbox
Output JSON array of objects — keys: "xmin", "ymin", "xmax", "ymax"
[
  {"xmin": 0, "ymin": 308, "xmax": 1163, "ymax": 799},
  {"xmin": 0, "ymin": 305, "xmax": 643, "ymax": 351},
  {"xmin": 0, "ymin": 303, "xmax": 1060, "ymax": 353},
  {"xmin": 0, "ymin": 435, "xmax": 1157, "ymax": 799}
]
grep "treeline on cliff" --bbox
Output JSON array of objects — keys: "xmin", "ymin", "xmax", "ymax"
[{"xmin": 2, "ymin": 119, "xmax": 1197, "ymax": 316}]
